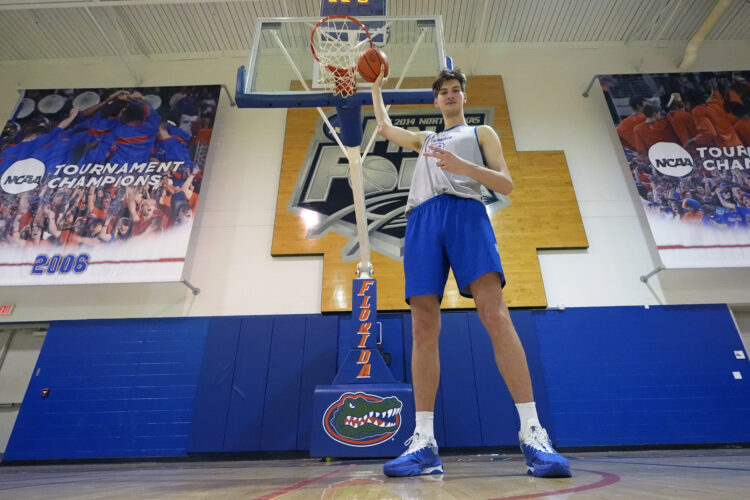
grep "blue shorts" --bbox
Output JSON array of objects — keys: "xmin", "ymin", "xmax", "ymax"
[{"xmin": 404, "ymin": 194, "xmax": 506, "ymax": 303}]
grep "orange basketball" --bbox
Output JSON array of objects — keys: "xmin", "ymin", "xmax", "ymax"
[{"xmin": 357, "ymin": 48, "xmax": 389, "ymax": 83}]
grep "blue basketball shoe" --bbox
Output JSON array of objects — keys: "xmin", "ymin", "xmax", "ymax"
[
  {"xmin": 383, "ymin": 433, "xmax": 444, "ymax": 477},
  {"xmin": 519, "ymin": 426, "xmax": 572, "ymax": 478}
]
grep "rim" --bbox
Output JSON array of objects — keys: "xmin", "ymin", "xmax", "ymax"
[{"xmin": 310, "ymin": 14, "xmax": 373, "ymax": 68}]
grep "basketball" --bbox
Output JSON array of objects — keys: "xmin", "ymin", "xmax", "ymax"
[{"xmin": 357, "ymin": 48, "xmax": 389, "ymax": 83}]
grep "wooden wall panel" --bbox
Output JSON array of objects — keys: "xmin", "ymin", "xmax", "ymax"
[{"xmin": 272, "ymin": 76, "xmax": 587, "ymax": 312}]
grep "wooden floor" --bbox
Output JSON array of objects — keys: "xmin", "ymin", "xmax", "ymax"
[{"xmin": 1, "ymin": 448, "xmax": 749, "ymax": 499}]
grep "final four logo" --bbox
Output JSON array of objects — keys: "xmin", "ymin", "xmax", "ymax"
[
  {"xmin": 288, "ymin": 109, "xmax": 508, "ymax": 262},
  {"xmin": 323, "ymin": 392, "xmax": 403, "ymax": 446}
]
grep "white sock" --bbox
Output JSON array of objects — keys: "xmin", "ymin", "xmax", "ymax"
[
  {"xmin": 515, "ymin": 402, "xmax": 541, "ymax": 435},
  {"xmin": 415, "ymin": 411, "xmax": 435, "ymax": 442}
]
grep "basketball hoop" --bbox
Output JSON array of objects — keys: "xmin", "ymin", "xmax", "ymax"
[{"xmin": 310, "ymin": 15, "xmax": 373, "ymax": 98}]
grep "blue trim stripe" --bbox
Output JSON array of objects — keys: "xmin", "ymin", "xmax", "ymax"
[
  {"xmin": 474, "ymin": 127, "xmax": 487, "ymax": 166},
  {"xmin": 422, "ymin": 132, "xmax": 436, "ymax": 152},
  {"xmin": 443, "ymin": 123, "xmax": 468, "ymax": 132},
  {"xmin": 235, "ymin": 66, "xmax": 435, "ymax": 108}
]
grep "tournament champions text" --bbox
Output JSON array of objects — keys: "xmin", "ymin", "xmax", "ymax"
[{"xmin": 44, "ymin": 161, "xmax": 188, "ymax": 190}]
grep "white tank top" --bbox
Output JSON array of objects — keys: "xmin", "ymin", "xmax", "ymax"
[{"xmin": 405, "ymin": 124, "xmax": 487, "ymax": 216}]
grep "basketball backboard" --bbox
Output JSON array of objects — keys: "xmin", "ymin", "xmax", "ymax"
[{"xmin": 236, "ymin": 16, "xmax": 447, "ymax": 108}]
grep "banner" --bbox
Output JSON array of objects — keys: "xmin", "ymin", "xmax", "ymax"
[
  {"xmin": 0, "ymin": 85, "xmax": 220, "ymax": 285},
  {"xmin": 600, "ymin": 71, "xmax": 750, "ymax": 268}
]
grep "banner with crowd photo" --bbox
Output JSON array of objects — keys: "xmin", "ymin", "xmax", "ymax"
[
  {"xmin": 0, "ymin": 84, "xmax": 220, "ymax": 285},
  {"xmin": 600, "ymin": 70, "xmax": 750, "ymax": 269}
]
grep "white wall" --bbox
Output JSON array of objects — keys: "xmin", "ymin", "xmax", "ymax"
[{"xmin": 1, "ymin": 41, "xmax": 749, "ymax": 322}]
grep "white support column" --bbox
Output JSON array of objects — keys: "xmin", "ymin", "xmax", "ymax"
[{"xmin": 346, "ymin": 146, "xmax": 372, "ymax": 278}]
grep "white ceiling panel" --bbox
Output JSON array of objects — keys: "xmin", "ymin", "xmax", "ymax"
[{"xmin": 0, "ymin": 0, "xmax": 747, "ymax": 62}]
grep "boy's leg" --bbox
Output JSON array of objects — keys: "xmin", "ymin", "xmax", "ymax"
[
  {"xmin": 410, "ymin": 294, "xmax": 442, "ymax": 412},
  {"xmin": 388, "ymin": 197, "xmax": 452, "ymax": 477},
  {"xmin": 383, "ymin": 294, "xmax": 444, "ymax": 477},
  {"xmin": 470, "ymin": 272, "xmax": 571, "ymax": 478},
  {"xmin": 469, "ymin": 272, "xmax": 533, "ymax": 403}
]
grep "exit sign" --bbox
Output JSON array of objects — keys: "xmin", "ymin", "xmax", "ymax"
[{"xmin": 0, "ymin": 304, "xmax": 14, "ymax": 315}]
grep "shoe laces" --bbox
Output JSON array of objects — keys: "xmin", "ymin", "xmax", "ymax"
[
  {"xmin": 403, "ymin": 433, "xmax": 434, "ymax": 455},
  {"xmin": 521, "ymin": 426, "xmax": 555, "ymax": 454}
]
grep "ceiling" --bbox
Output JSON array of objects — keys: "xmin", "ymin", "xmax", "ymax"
[{"xmin": 0, "ymin": 0, "xmax": 748, "ymax": 63}]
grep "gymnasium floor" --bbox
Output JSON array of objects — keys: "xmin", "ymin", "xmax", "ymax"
[{"xmin": 1, "ymin": 448, "xmax": 749, "ymax": 499}]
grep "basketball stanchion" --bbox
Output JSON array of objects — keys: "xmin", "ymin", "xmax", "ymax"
[{"xmin": 307, "ymin": 14, "xmax": 414, "ymax": 458}]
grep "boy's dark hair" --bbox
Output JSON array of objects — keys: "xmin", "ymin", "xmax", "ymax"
[{"xmin": 432, "ymin": 68, "xmax": 466, "ymax": 98}]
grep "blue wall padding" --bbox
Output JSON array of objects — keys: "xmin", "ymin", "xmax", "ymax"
[
  {"xmin": 296, "ymin": 315, "xmax": 339, "ymax": 450},
  {"xmin": 510, "ymin": 311, "xmax": 554, "ymax": 437},
  {"xmin": 380, "ymin": 315, "xmax": 406, "ymax": 382},
  {"xmin": 222, "ymin": 316, "xmax": 274, "ymax": 452},
  {"xmin": 437, "ymin": 313, "xmax": 484, "ymax": 447},
  {"xmin": 533, "ymin": 304, "xmax": 750, "ymax": 447},
  {"xmin": 5, "ymin": 305, "xmax": 749, "ymax": 462},
  {"xmin": 5, "ymin": 317, "xmax": 209, "ymax": 461},
  {"xmin": 259, "ymin": 316, "xmax": 307, "ymax": 451},
  {"xmin": 187, "ymin": 317, "xmax": 242, "ymax": 452},
  {"xmin": 220, "ymin": 315, "xmax": 339, "ymax": 452},
  {"xmin": 469, "ymin": 312, "xmax": 523, "ymax": 446}
]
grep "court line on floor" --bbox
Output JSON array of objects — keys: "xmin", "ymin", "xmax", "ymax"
[
  {"xmin": 577, "ymin": 458, "xmax": 750, "ymax": 472},
  {"xmin": 487, "ymin": 469, "xmax": 620, "ymax": 500},
  {"xmin": 252, "ymin": 464, "xmax": 355, "ymax": 500}
]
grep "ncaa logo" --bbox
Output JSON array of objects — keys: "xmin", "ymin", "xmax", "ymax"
[
  {"xmin": 322, "ymin": 392, "xmax": 403, "ymax": 446},
  {"xmin": 648, "ymin": 142, "xmax": 694, "ymax": 177},
  {"xmin": 289, "ymin": 109, "xmax": 503, "ymax": 262},
  {"xmin": 1, "ymin": 158, "xmax": 44, "ymax": 194}
]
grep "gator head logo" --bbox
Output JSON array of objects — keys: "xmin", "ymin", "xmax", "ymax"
[{"xmin": 323, "ymin": 392, "xmax": 403, "ymax": 446}]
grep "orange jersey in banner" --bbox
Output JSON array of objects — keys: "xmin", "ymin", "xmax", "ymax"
[
  {"xmin": 616, "ymin": 113, "xmax": 645, "ymax": 151},
  {"xmin": 691, "ymin": 105, "xmax": 718, "ymax": 146},
  {"xmin": 700, "ymin": 91, "xmax": 742, "ymax": 147},
  {"xmin": 667, "ymin": 109, "xmax": 697, "ymax": 145},
  {"xmin": 633, "ymin": 117, "xmax": 679, "ymax": 156}
]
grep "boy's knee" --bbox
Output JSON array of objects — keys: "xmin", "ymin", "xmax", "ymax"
[
  {"xmin": 412, "ymin": 315, "xmax": 439, "ymax": 343},
  {"xmin": 478, "ymin": 304, "xmax": 511, "ymax": 332}
]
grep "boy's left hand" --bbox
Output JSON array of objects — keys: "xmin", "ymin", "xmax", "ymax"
[{"xmin": 425, "ymin": 146, "xmax": 471, "ymax": 175}]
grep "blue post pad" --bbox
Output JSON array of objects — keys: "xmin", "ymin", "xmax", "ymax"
[
  {"xmin": 333, "ymin": 279, "xmax": 394, "ymax": 384},
  {"xmin": 312, "ymin": 279, "xmax": 411, "ymax": 457}
]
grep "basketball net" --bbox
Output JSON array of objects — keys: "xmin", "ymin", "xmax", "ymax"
[{"xmin": 311, "ymin": 15, "xmax": 372, "ymax": 98}]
